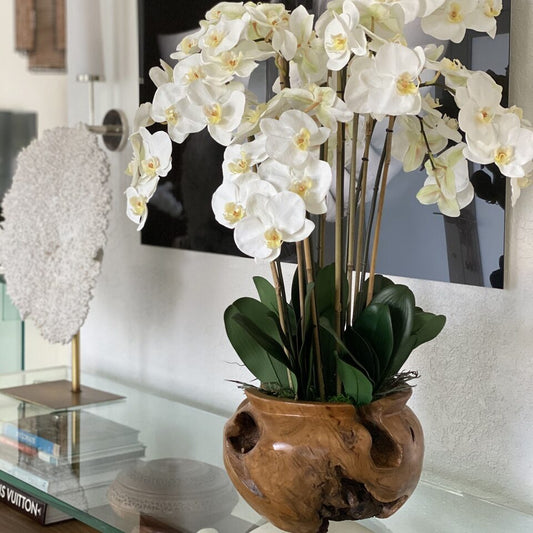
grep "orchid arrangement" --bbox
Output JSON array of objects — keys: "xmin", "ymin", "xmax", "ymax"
[{"xmin": 126, "ymin": 1, "xmax": 531, "ymax": 404}]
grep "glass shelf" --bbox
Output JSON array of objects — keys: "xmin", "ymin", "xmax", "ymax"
[{"xmin": 0, "ymin": 367, "xmax": 530, "ymax": 533}]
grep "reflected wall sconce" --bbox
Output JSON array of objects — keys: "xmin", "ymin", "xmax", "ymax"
[{"xmin": 69, "ymin": 0, "xmax": 128, "ymax": 151}]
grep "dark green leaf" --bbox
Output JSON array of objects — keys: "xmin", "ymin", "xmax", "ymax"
[
  {"xmin": 412, "ymin": 312, "xmax": 446, "ymax": 348},
  {"xmin": 383, "ymin": 335, "xmax": 418, "ymax": 379},
  {"xmin": 344, "ymin": 326, "xmax": 379, "ymax": 384},
  {"xmin": 353, "ymin": 303, "xmax": 393, "ymax": 375},
  {"xmin": 253, "ymin": 276, "xmax": 278, "ymax": 313},
  {"xmin": 315, "ymin": 263, "xmax": 348, "ymax": 318},
  {"xmin": 372, "ymin": 284, "xmax": 415, "ymax": 356},
  {"xmin": 224, "ymin": 298, "xmax": 292, "ymax": 389},
  {"xmin": 232, "ymin": 313, "xmax": 291, "ymax": 368},
  {"xmin": 336, "ymin": 355, "xmax": 373, "ymax": 405},
  {"xmin": 318, "ymin": 316, "xmax": 371, "ymax": 378}
]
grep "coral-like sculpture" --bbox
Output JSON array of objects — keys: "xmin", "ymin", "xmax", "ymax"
[{"xmin": 0, "ymin": 126, "xmax": 111, "ymax": 344}]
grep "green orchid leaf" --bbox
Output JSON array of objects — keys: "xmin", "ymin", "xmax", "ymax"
[
  {"xmin": 383, "ymin": 335, "xmax": 418, "ymax": 379},
  {"xmin": 344, "ymin": 326, "xmax": 380, "ymax": 384},
  {"xmin": 253, "ymin": 276, "xmax": 278, "ymax": 313},
  {"xmin": 315, "ymin": 263, "xmax": 348, "ymax": 318},
  {"xmin": 353, "ymin": 302, "xmax": 393, "ymax": 374},
  {"xmin": 356, "ymin": 274, "xmax": 395, "ymax": 310},
  {"xmin": 336, "ymin": 355, "xmax": 373, "ymax": 405},
  {"xmin": 318, "ymin": 316, "xmax": 371, "ymax": 378},
  {"xmin": 254, "ymin": 276, "xmax": 298, "ymax": 353},
  {"xmin": 372, "ymin": 284, "xmax": 415, "ymax": 355},
  {"xmin": 412, "ymin": 311, "xmax": 446, "ymax": 348},
  {"xmin": 224, "ymin": 298, "xmax": 293, "ymax": 389},
  {"xmin": 232, "ymin": 313, "xmax": 291, "ymax": 368}
]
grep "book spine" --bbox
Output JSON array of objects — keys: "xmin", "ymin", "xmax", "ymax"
[
  {"xmin": 0, "ymin": 479, "xmax": 47, "ymax": 524},
  {"xmin": 1, "ymin": 423, "xmax": 60, "ymax": 457},
  {"xmin": 37, "ymin": 450, "xmax": 60, "ymax": 466},
  {"xmin": 0, "ymin": 435, "xmax": 38, "ymax": 456}
]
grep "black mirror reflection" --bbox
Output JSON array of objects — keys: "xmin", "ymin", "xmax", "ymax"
[{"xmin": 137, "ymin": 0, "xmax": 510, "ymax": 289}]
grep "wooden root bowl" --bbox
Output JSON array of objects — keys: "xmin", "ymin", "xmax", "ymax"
[{"xmin": 223, "ymin": 389, "xmax": 423, "ymax": 533}]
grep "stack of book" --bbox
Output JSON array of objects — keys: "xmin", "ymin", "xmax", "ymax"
[{"xmin": 0, "ymin": 409, "xmax": 146, "ymax": 524}]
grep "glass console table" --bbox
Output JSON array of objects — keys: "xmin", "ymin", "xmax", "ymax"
[{"xmin": 0, "ymin": 367, "xmax": 530, "ymax": 533}]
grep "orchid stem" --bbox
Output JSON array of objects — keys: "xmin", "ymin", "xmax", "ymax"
[
  {"xmin": 303, "ymin": 238, "xmax": 325, "ymax": 402},
  {"xmin": 335, "ymin": 70, "xmax": 346, "ymax": 395},
  {"xmin": 346, "ymin": 113, "xmax": 360, "ymax": 325},
  {"xmin": 270, "ymin": 261, "xmax": 295, "ymax": 393},
  {"xmin": 353, "ymin": 117, "xmax": 375, "ymax": 321},
  {"xmin": 367, "ymin": 116, "xmax": 396, "ymax": 305}
]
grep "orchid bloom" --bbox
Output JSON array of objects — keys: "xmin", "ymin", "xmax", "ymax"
[
  {"xmin": 455, "ymin": 71, "xmax": 503, "ymax": 144},
  {"xmin": 234, "ymin": 191, "xmax": 314, "ymax": 262},
  {"xmin": 464, "ymin": 113, "xmax": 533, "ymax": 178},
  {"xmin": 188, "ymin": 83, "xmax": 247, "ymax": 146},
  {"xmin": 260, "ymin": 109, "xmax": 330, "ymax": 168},
  {"xmin": 125, "ymin": 187, "xmax": 149, "ymax": 231},
  {"xmin": 323, "ymin": 1, "xmax": 367, "ymax": 71},
  {"xmin": 392, "ymin": 115, "xmax": 448, "ymax": 172},
  {"xmin": 151, "ymin": 83, "xmax": 204, "ymax": 143},
  {"xmin": 222, "ymin": 136, "xmax": 268, "ymax": 183},
  {"xmin": 258, "ymin": 158, "xmax": 333, "ymax": 215},
  {"xmin": 211, "ymin": 175, "xmax": 276, "ymax": 229},
  {"xmin": 138, "ymin": 127, "xmax": 172, "ymax": 181},
  {"xmin": 416, "ymin": 143, "xmax": 473, "ymax": 217},
  {"xmin": 345, "ymin": 42, "xmax": 425, "ymax": 116},
  {"xmin": 421, "ymin": 0, "xmax": 499, "ymax": 43}
]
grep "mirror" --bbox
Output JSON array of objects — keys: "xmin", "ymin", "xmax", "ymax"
[
  {"xmin": 137, "ymin": 0, "xmax": 510, "ymax": 288},
  {"xmin": 0, "ymin": 110, "xmax": 36, "ymax": 372}
]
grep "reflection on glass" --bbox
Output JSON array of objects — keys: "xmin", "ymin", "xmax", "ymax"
[
  {"xmin": 107, "ymin": 458, "xmax": 252, "ymax": 532},
  {"xmin": 137, "ymin": 0, "xmax": 510, "ymax": 288},
  {"xmin": 0, "ymin": 110, "xmax": 36, "ymax": 371}
]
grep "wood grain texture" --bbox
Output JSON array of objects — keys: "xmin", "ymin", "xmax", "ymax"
[
  {"xmin": 15, "ymin": 0, "xmax": 36, "ymax": 51},
  {"xmin": 224, "ymin": 389, "xmax": 424, "ymax": 533},
  {"xmin": 0, "ymin": 501, "xmax": 97, "ymax": 532}
]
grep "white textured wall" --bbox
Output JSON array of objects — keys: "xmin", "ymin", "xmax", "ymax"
[{"xmin": 71, "ymin": 1, "xmax": 533, "ymax": 515}]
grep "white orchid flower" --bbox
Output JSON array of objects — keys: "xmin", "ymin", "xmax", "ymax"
[
  {"xmin": 258, "ymin": 158, "xmax": 333, "ymax": 215},
  {"xmin": 205, "ymin": 2, "xmax": 246, "ymax": 22},
  {"xmin": 353, "ymin": 1, "xmax": 405, "ymax": 41},
  {"xmin": 198, "ymin": 15, "xmax": 249, "ymax": 55},
  {"xmin": 271, "ymin": 6, "xmax": 328, "ymax": 86},
  {"xmin": 173, "ymin": 54, "xmax": 208, "ymax": 87},
  {"xmin": 260, "ymin": 109, "xmax": 330, "ymax": 168},
  {"xmin": 246, "ymin": 3, "xmax": 290, "ymax": 41},
  {"xmin": 324, "ymin": 1, "xmax": 366, "ymax": 71},
  {"xmin": 202, "ymin": 41, "xmax": 275, "ymax": 84},
  {"xmin": 133, "ymin": 102, "xmax": 155, "ymax": 132},
  {"xmin": 392, "ymin": 115, "xmax": 448, "ymax": 172},
  {"xmin": 211, "ymin": 174, "xmax": 276, "ymax": 229},
  {"xmin": 138, "ymin": 127, "xmax": 172, "ymax": 179},
  {"xmin": 455, "ymin": 71, "xmax": 503, "ymax": 143},
  {"xmin": 345, "ymin": 42, "xmax": 425, "ymax": 116},
  {"xmin": 149, "ymin": 59, "xmax": 174, "ymax": 87},
  {"xmin": 234, "ymin": 191, "xmax": 315, "ymax": 262},
  {"xmin": 462, "ymin": 0, "xmax": 501, "ymax": 38},
  {"xmin": 187, "ymin": 82, "xmax": 246, "ymax": 146},
  {"xmin": 151, "ymin": 83, "xmax": 205, "ymax": 143},
  {"xmin": 283, "ymin": 85, "xmax": 353, "ymax": 131},
  {"xmin": 222, "ymin": 136, "xmax": 268, "ymax": 183},
  {"xmin": 125, "ymin": 187, "xmax": 149, "ymax": 231},
  {"xmin": 171, "ymin": 25, "xmax": 206, "ymax": 60},
  {"xmin": 464, "ymin": 113, "xmax": 533, "ymax": 178},
  {"xmin": 421, "ymin": 0, "xmax": 480, "ymax": 43},
  {"xmin": 416, "ymin": 143, "xmax": 473, "ymax": 217}
]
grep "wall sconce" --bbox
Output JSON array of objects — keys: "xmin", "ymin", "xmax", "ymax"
[{"xmin": 68, "ymin": 0, "xmax": 128, "ymax": 152}]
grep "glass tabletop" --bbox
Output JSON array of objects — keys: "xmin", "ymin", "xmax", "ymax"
[{"xmin": 0, "ymin": 367, "xmax": 530, "ymax": 533}]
